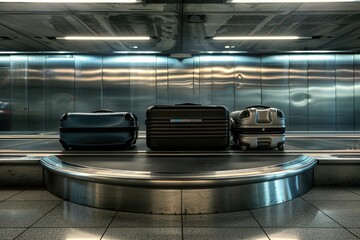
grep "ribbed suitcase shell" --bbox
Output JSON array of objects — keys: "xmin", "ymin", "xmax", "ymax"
[
  {"xmin": 230, "ymin": 106, "xmax": 285, "ymax": 150},
  {"xmin": 146, "ymin": 104, "xmax": 230, "ymax": 150},
  {"xmin": 59, "ymin": 111, "xmax": 138, "ymax": 149}
]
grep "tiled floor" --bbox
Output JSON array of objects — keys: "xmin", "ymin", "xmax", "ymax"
[{"xmin": 0, "ymin": 186, "xmax": 359, "ymax": 240}]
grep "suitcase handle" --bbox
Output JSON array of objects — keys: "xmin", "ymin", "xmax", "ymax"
[
  {"xmin": 92, "ymin": 109, "xmax": 115, "ymax": 113},
  {"xmin": 175, "ymin": 103, "xmax": 201, "ymax": 106},
  {"xmin": 246, "ymin": 105, "xmax": 270, "ymax": 109}
]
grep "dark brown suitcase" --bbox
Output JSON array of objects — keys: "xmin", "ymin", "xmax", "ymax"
[{"xmin": 145, "ymin": 104, "xmax": 230, "ymax": 150}]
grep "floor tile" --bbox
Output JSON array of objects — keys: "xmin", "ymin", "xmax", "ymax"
[
  {"xmin": 102, "ymin": 228, "xmax": 182, "ymax": 240},
  {"xmin": 309, "ymin": 200, "xmax": 360, "ymax": 227},
  {"xmin": 346, "ymin": 187, "xmax": 360, "ymax": 196},
  {"xmin": 15, "ymin": 228, "xmax": 106, "ymax": 240},
  {"xmin": 33, "ymin": 201, "xmax": 116, "ymax": 228},
  {"xmin": 302, "ymin": 186, "xmax": 360, "ymax": 201},
  {"xmin": 8, "ymin": 186, "xmax": 61, "ymax": 201},
  {"xmin": 0, "ymin": 187, "xmax": 27, "ymax": 201},
  {"xmin": 0, "ymin": 200, "xmax": 62, "ymax": 227},
  {"xmin": 0, "ymin": 228, "xmax": 26, "ymax": 240},
  {"xmin": 265, "ymin": 228, "xmax": 359, "ymax": 240},
  {"xmin": 183, "ymin": 211, "xmax": 259, "ymax": 227},
  {"xmin": 109, "ymin": 212, "xmax": 181, "ymax": 228},
  {"xmin": 348, "ymin": 228, "xmax": 360, "ymax": 238},
  {"xmin": 251, "ymin": 198, "xmax": 340, "ymax": 228},
  {"xmin": 183, "ymin": 227, "xmax": 268, "ymax": 240}
]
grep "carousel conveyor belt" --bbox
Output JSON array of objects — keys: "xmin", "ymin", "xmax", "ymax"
[{"xmin": 1, "ymin": 133, "xmax": 359, "ymax": 214}]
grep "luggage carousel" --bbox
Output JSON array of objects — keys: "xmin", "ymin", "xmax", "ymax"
[
  {"xmin": 5, "ymin": 132, "xmax": 360, "ymax": 214},
  {"xmin": 40, "ymin": 146, "xmax": 317, "ymax": 214}
]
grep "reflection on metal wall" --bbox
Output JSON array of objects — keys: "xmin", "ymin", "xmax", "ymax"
[
  {"xmin": 308, "ymin": 55, "xmax": 336, "ymax": 131},
  {"xmin": 130, "ymin": 56, "xmax": 156, "ymax": 128},
  {"xmin": 335, "ymin": 54, "xmax": 354, "ymax": 131},
  {"xmin": 45, "ymin": 56, "xmax": 75, "ymax": 130},
  {"xmin": 234, "ymin": 56, "xmax": 261, "ymax": 110},
  {"xmin": 28, "ymin": 56, "xmax": 45, "ymax": 131},
  {"xmin": 261, "ymin": 55, "xmax": 290, "ymax": 129},
  {"xmin": 74, "ymin": 55, "xmax": 102, "ymax": 112},
  {"xmin": 355, "ymin": 55, "xmax": 360, "ymax": 131},
  {"xmin": 102, "ymin": 56, "xmax": 130, "ymax": 112},
  {"xmin": 0, "ymin": 56, "xmax": 10, "ymax": 130},
  {"xmin": 0, "ymin": 53, "xmax": 359, "ymax": 131},
  {"xmin": 10, "ymin": 55, "xmax": 28, "ymax": 131},
  {"xmin": 289, "ymin": 55, "xmax": 308, "ymax": 131}
]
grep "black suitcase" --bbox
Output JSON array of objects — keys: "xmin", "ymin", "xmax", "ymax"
[
  {"xmin": 145, "ymin": 104, "xmax": 230, "ymax": 150},
  {"xmin": 59, "ymin": 110, "xmax": 138, "ymax": 150}
]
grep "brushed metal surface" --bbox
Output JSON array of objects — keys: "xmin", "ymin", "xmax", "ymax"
[
  {"xmin": 234, "ymin": 55, "xmax": 261, "ymax": 110},
  {"xmin": 130, "ymin": 56, "xmax": 156, "ymax": 129},
  {"xmin": 155, "ymin": 56, "xmax": 169, "ymax": 105},
  {"xmin": 74, "ymin": 55, "xmax": 102, "ymax": 112},
  {"xmin": 42, "ymin": 154, "xmax": 316, "ymax": 214},
  {"xmin": 199, "ymin": 55, "xmax": 212, "ymax": 105},
  {"xmin": 10, "ymin": 55, "xmax": 28, "ymax": 131},
  {"xmin": 102, "ymin": 56, "xmax": 130, "ymax": 112},
  {"xmin": 45, "ymin": 56, "xmax": 75, "ymax": 130},
  {"xmin": 354, "ymin": 54, "xmax": 360, "ymax": 131},
  {"xmin": 41, "ymin": 155, "xmax": 317, "ymax": 187},
  {"xmin": 335, "ymin": 54, "xmax": 354, "ymax": 131},
  {"xmin": 289, "ymin": 55, "xmax": 308, "ymax": 131},
  {"xmin": 28, "ymin": 56, "xmax": 46, "ymax": 131},
  {"xmin": 44, "ymin": 170, "xmax": 182, "ymax": 214},
  {"xmin": 261, "ymin": 55, "xmax": 290, "ymax": 129},
  {"xmin": 211, "ymin": 56, "xmax": 235, "ymax": 111},
  {"xmin": 168, "ymin": 58, "xmax": 194, "ymax": 104},
  {"xmin": 193, "ymin": 56, "xmax": 200, "ymax": 104},
  {"xmin": 0, "ymin": 56, "xmax": 10, "ymax": 131},
  {"xmin": 308, "ymin": 55, "xmax": 336, "ymax": 131},
  {"xmin": 182, "ymin": 170, "xmax": 313, "ymax": 214},
  {"xmin": 0, "ymin": 53, "xmax": 360, "ymax": 132}
]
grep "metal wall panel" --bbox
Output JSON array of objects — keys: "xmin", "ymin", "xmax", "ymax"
[
  {"xmin": 10, "ymin": 55, "xmax": 28, "ymax": 131},
  {"xmin": 28, "ymin": 56, "xmax": 46, "ymax": 131},
  {"xmin": 102, "ymin": 56, "xmax": 130, "ymax": 112},
  {"xmin": 168, "ymin": 58, "xmax": 194, "ymax": 104},
  {"xmin": 130, "ymin": 56, "xmax": 156, "ymax": 129},
  {"xmin": 211, "ymin": 56, "xmax": 235, "ymax": 111},
  {"xmin": 335, "ymin": 54, "xmax": 354, "ymax": 131},
  {"xmin": 74, "ymin": 55, "xmax": 102, "ymax": 112},
  {"xmin": 0, "ymin": 56, "xmax": 10, "ymax": 131},
  {"xmin": 308, "ymin": 55, "xmax": 336, "ymax": 131},
  {"xmin": 193, "ymin": 56, "xmax": 200, "ymax": 104},
  {"xmin": 45, "ymin": 56, "xmax": 75, "ymax": 130},
  {"xmin": 234, "ymin": 56, "xmax": 261, "ymax": 110},
  {"xmin": 261, "ymin": 55, "xmax": 290, "ymax": 128},
  {"xmin": 355, "ymin": 54, "xmax": 360, "ymax": 131},
  {"xmin": 155, "ymin": 56, "xmax": 169, "ymax": 105},
  {"xmin": 199, "ymin": 56, "xmax": 212, "ymax": 105},
  {"xmin": 289, "ymin": 55, "xmax": 308, "ymax": 131}
]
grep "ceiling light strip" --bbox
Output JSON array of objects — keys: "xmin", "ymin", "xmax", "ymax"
[
  {"xmin": 213, "ymin": 36, "xmax": 311, "ymax": 40},
  {"xmin": 57, "ymin": 36, "xmax": 150, "ymax": 41},
  {"xmin": 0, "ymin": 0, "xmax": 139, "ymax": 2},
  {"xmin": 228, "ymin": 0, "xmax": 356, "ymax": 2}
]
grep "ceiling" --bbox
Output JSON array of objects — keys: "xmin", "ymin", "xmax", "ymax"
[{"xmin": 0, "ymin": 1, "xmax": 359, "ymax": 54}]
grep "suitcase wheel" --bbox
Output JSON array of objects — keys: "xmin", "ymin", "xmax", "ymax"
[
  {"xmin": 60, "ymin": 140, "xmax": 70, "ymax": 150},
  {"xmin": 241, "ymin": 145, "xmax": 249, "ymax": 151},
  {"xmin": 278, "ymin": 144, "xmax": 284, "ymax": 151}
]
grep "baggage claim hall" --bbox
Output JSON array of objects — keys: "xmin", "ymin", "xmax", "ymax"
[{"xmin": 0, "ymin": 0, "xmax": 359, "ymax": 239}]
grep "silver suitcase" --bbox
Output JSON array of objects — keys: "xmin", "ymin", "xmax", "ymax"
[{"xmin": 230, "ymin": 105, "xmax": 285, "ymax": 150}]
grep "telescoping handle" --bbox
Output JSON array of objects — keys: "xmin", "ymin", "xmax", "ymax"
[
  {"xmin": 175, "ymin": 103, "xmax": 201, "ymax": 106},
  {"xmin": 245, "ymin": 105, "xmax": 270, "ymax": 109},
  {"xmin": 91, "ymin": 109, "xmax": 115, "ymax": 113}
]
